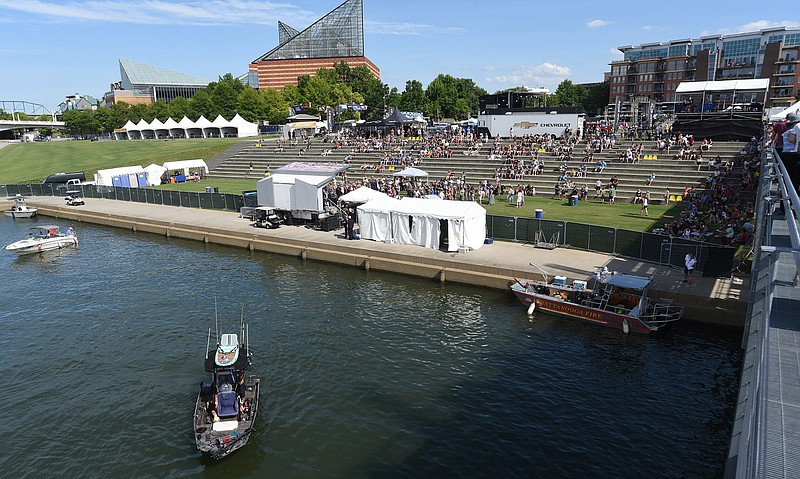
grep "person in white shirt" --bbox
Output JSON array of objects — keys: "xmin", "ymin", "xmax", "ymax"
[{"xmin": 781, "ymin": 113, "xmax": 800, "ymax": 153}]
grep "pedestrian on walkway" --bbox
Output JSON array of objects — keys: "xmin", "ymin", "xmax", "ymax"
[{"xmin": 684, "ymin": 252, "xmax": 697, "ymax": 284}]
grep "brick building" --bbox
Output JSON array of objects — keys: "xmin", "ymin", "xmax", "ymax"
[{"xmin": 247, "ymin": 0, "xmax": 380, "ymax": 90}]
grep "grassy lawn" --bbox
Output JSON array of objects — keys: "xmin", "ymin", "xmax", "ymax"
[
  {"xmin": 0, "ymin": 138, "xmax": 686, "ymax": 233},
  {"xmin": 0, "ymin": 138, "xmax": 242, "ymax": 183},
  {"xmin": 482, "ymin": 195, "xmax": 683, "ymax": 232},
  {"xmin": 153, "ymin": 178, "xmax": 259, "ymax": 193}
]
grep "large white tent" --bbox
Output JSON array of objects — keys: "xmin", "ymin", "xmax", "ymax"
[
  {"xmin": 357, "ymin": 197, "xmax": 487, "ymax": 251},
  {"xmin": 114, "ymin": 115, "xmax": 259, "ymax": 140}
]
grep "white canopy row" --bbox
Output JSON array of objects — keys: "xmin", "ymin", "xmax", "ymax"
[{"xmin": 114, "ymin": 114, "xmax": 258, "ymax": 140}]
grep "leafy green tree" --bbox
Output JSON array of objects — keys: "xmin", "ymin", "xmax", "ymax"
[
  {"xmin": 187, "ymin": 89, "xmax": 215, "ymax": 120},
  {"xmin": 236, "ymin": 87, "xmax": 266, "ymax": 123},
  {"xmin": 262, "ymin": 87, "xmax": 289, "ymax": 125},
  {"xmin": 168, "ymin": 96, "xmax": 190, "ymax": 120},
  {"xmin": 551, "ymin": 80, "xmax": 586, "ymax": 107},
  {"xmin": 150, "ymin": 100, "xmax": 170, "ymax": 122},
  {"xmin": 581, "ymin": 81, "xmax": 609, "ymax": 116},
  {"xmin": 400, "ymin": 80, "xmax": 426, "ymax": 113}
]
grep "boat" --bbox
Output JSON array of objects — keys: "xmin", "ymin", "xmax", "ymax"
[
  {"xmin": 4, "ymin": 225, "xmax": 78, "ymax": 255},
  {"xmin": 511, "ymin": 266, "xmax": 683, "ymax": 334},
  {"xmin": 4, "ymin": 195, "xmax": 38, "ymax": 218},
  {"xmin": 193, "ymin": 311, "xmax": 260, "ymax": 460},
  {"xmin": 65, "ymin": 190, "xmax": 85, "ymax": 206}
]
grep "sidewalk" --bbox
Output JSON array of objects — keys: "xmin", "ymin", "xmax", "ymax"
[{"xmin": 22, "ymin": 196, "xmax": 749, "ymax": 326}]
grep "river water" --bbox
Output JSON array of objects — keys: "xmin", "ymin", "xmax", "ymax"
[{"xmin": 0, "ymin": 217, "xmax": 742, "ymax": 478}]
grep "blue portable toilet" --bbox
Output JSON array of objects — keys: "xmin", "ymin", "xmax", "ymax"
[
  {"xmin": 136, "ymin": 172, "xmax": 148, "ymax": 187},
  {"xmin": 112, "ymin": 176, "xmax": 123, "ymax": 187}
]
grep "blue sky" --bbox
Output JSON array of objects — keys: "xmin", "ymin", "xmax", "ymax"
[{"xmin": 1, "ymin": 0, "xmax": 797, "ymax": 112}]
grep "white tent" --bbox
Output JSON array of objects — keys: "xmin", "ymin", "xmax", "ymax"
[
  {"xmin": 143, "ymin": 163, "xmax": 167, "ymax": 185},
  {"xmin": 162, "ymin": 159, "xmax": 208, "ymax": 176},
  {"xmin": 357, "ymin": 197, "xmax": 487, "ymax": 251},
  {"xmin": 339, "ymin": 186, "xmax": 389, "ymax": 204},
  {"xmin": 770, "ymin": 99, "xmax": 800, "ymax": 121},
  {"xmin": 229, "ymin": 114, "xmax": 259, "ymax": 138},
  {"xmin": 393, "ymin": 167, "xmax": 428, "ymax": 177},
  {"xmin": 356, "ymin": 197, "xmax": 400, "ymax": 242}
]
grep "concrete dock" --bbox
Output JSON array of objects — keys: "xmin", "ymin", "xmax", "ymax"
[{"xmin": 20, "ymin": 196, "xmax": 749, "ymax": 327}]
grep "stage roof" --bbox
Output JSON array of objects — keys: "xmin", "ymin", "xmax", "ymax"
[{"xmin": 675, "ymin": 79, "xmax": 770, "ymax": 94}]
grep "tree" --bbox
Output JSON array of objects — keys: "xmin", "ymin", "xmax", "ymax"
[
  {"xmin": 582, "ymin": 81, "xmax": 610, "ymax": 116},
  {"xmin": 400, "ymin": 80, "xmax": 426, "ymax": 113},
  {"xmin": 551, "ymin": 80, "xmax": 586, "ymax": 107},
  {"xmin": 168, "ymin": 96, "xmax": 190, "ymax": 120},
  {"xmin": 236, "ymin": 87, "xmax": 267, "ymax": 123}
]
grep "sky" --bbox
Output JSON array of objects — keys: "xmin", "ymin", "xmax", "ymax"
[{"xmin": 1, "ymin": 0, "xmax": 798, "ymax": 113}]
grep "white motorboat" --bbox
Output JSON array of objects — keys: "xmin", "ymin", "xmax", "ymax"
[
  {"xmin": 5, "ymin": 225, "xmax": 78, "ymax": 255},
  {"xmin": 4, "ymin": 196, "xmax": 38, "ymax": 218}
]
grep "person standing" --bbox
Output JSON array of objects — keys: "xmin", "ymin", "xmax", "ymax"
[
  {"xmin": 640, "ymin": 196, "xmax": 649, "ymax": 216},
  {"xmin": 663, "ymin": 188, "xmax": 670, "ymax": 206},
  {"xmin": 684, "ymin": 252, "xmax": 697, "ymax": 284}
]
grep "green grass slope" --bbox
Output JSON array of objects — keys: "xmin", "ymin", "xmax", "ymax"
[{"xmin": 0, "ymin": 138, "xmax": 240, "ymax": 183}]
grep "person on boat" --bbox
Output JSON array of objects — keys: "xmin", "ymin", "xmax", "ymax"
[{"xmin": 66, "ymin": 226, "xmax": 74, "ymax": 236}]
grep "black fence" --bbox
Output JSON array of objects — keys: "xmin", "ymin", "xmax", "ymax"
[
  {"xmin": 2, "ymin": 183, "xmax": 734, "ymax": 275},
  {"xmin": 1, "ymin": 183, "xmax": 245, "ymax": 212},
  {"xmin": 487, "ymin": 215, "xmax": 735, "ymax": 276}
]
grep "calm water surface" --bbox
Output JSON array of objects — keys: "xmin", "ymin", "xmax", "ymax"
[{"xmin": 0, "ymin": 217, "xmax": 742, "ymax": 478}]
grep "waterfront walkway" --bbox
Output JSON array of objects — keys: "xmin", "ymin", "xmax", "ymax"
[{"xmin": 24, "ymin": 196, "xmax": 748, "ymax": 326}]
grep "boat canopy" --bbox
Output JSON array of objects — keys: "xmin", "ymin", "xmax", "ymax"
[{"xmin": 595, "ymin": 272, "xmax": 652, "ymax": 290}]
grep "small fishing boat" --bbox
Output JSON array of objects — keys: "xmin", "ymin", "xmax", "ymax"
[
  {"xmin": 193, "ymin": 311, "xmax": 260, "ymax": 460},
  {"xmin": 4, "ymin": 195, "xmax": 38, "ymax": 218},
  {"xmin": 4, "ymin": 225, "xmax": 78, "ymax": 255},
  {"xmin": 511, "ymin": 266, "xmax": 683, "ymax": 334}
]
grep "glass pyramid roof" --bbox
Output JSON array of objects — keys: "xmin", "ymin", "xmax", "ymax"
[
  {"xmin": 253, "ymin": 0, "xmax": 364, "ymax": 62},
  {"xmin": 278, "ymin": 21, "xmax": 300, "ymax": 45},
  {"xmin": 119, "ymin": 58, "xmax": 211, "ymax": 88}
]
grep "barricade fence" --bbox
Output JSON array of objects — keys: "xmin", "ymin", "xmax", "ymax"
[
  {"xmin": 1, "ymin": 184, "xmax": 245, "ymax": 213},
  {"xmin": 2, "ymin": 184, "xmax": 733, "ymax": 274},
  {"xmin": 487, "ymin": 215, "xmax": 735, "ymax": 275}
]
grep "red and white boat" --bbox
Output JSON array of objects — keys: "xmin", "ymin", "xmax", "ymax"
[{"xmin": 511, "ymin": 267, "xmax": 682, "ymax": 334}]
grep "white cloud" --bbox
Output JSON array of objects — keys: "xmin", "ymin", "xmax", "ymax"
[
  {"xmin": 485, "ymin": 63, "xmax": 572, "ymax": 91},
  {"xmin": 483, "ymin": 65, "xmax": 496, "ymax": 72},
  {"xmin": 586, "ymin": 19, "xmax": 611, "ymax": 28},
  {"xmin": 364, "ymin": 20, "xmax": 462, "ymax": 36},
  {"xmin": 702, "ymin": 20, "xmax": 800, "ymax": 36},
  {"xmin": 0, "ymin": 0, "xmax": 315, "ymax": 25}
]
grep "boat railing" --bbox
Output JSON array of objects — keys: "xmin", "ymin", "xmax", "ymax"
[{"xmin": 641, "ymin": 303, "xmax": 683, "ymax": 324}]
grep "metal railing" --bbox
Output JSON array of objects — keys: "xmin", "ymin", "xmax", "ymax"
[{"xmin": 731, "ymin": 146, "xmax": 800, "ymax": 478}]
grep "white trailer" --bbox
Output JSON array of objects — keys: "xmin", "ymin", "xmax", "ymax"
[{"xmin": 255, "ymin": 162, "xmax": 349, "ymax": 228}]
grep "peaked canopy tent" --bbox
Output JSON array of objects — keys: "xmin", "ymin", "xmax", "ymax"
[
  {"xmin": 393, "ymin": 167, "xmax": 428, "ymax": 178},
  {"xmin": 338, "ymin": 186, "xmax": 389, "ymax": 205},
  {"xmin": 113, "ymin": 115, "xmax": 259, "ymax": 140},
  {"xmin": 357, "ymin": 197, "xmax": 487, "ymax": 252}
]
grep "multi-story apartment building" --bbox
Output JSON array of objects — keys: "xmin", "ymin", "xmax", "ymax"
[{"xmin": 608, "ymin": 26, "xmax": 800, "ymax": 123}]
